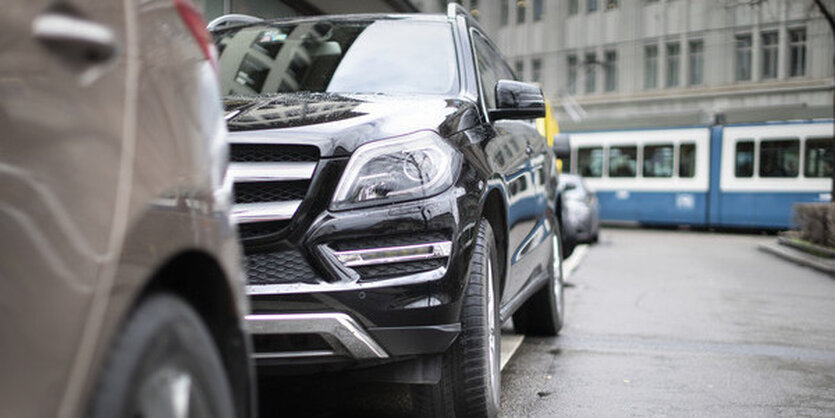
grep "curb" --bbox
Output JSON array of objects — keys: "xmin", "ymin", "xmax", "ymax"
[{"xmin": 758, "ymin": 241, "xmax": 835, "ymax": 276}]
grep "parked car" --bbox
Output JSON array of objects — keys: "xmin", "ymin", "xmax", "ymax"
[
  {"xmin": 212, "ymin": 4, "xmax": 564, "ymax": 417},
  {"xmin": 0, "ymin": 1, "xmax": 252, "ymax": 417},
  {"xmin": 559, "ymin": 174, "xmax": 600, "ymax": 256}
]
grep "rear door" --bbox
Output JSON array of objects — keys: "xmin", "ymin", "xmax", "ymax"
[{"xmin": 0, "ymin": 1, "xmax": 128, "ymax": 415}]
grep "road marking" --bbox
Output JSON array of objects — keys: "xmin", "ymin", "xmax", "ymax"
[
  {"xmin": 500, "ymin": 333, "xmax": 525, "ymax": 370},
  {"xmin": 563, "ymin": 244, "xmax": 589, "ymax": 280},
  {"xmin": 499, "ymin": 243, "xmax": 591, "ymax": 370}
]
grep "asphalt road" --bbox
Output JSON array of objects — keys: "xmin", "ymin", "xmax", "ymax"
[
  {"xmin": 501, "ymin": 227, "xmax": 835, "ymax": 417},
  {"xmin": 257, "ymin": 227, "xmax": 835, "ymax": 416}
]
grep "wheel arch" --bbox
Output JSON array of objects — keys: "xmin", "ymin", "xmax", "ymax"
[
  {"xmin": 140, "ymin": 250, "xmax": 252, "ymax": 418},
  {"xmin": 481, "ymin": 188, "xmax": 508, "ymax": 300}
]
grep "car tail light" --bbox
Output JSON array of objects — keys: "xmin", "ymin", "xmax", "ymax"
[{"xmin": 173, "ymin": 0, "xmax": 217, "ymax": 69}]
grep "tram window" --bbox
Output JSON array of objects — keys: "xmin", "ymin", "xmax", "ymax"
[
  {"xmin": 643, "ymin": 144, "xmax": 674, "ymax": 177},
  {"xmin": 804, "ymin": 137, "xmax": 833, "ymax": 178},
  {"xmin": 577, "ymin": 147, "xmax": 604, "ymax": 177},
  {"xmin": 679, "ymin": 143, "xmax": 696, "ymax": 178},
  {"xmin": 735, "ymin": 141, "xmax": 754, "ymax": 177},
  {"xmin": 760, "ymin": 139, "xmax": 799, "ymax": 177},
  {"xmin": 609, "ymin": 146, "xmax": 637, "ymax": 177}
]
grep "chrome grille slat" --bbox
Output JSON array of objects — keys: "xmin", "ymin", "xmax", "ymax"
[
  {"xmin": 229, "ymin": 161, "xmax": 316, "ymax": 182},
  {"xmin": 231, "ymin": 201, "xmax": 302, "ymax": 224}
]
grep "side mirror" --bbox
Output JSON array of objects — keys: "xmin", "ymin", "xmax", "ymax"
[{"xmin": 489, "ymin": 79, "xmax": 546, "ymax": 121}]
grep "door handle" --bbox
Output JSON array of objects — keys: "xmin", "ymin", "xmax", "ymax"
[{"xmin": 32, "ymin": 12, "xmax": 116, "ymax": 63}]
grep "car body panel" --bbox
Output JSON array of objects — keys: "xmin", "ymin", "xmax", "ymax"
[{"xmin": 0, "ymin": 1, "xmax": 250, "ymax": 416}]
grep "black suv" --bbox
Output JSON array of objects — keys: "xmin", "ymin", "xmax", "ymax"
[{"xmin": 212, "ymin": 5, "xmax": 564, "ymax": 416}]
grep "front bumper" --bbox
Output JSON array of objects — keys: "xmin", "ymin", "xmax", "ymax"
[
  {"xmin": 246, "ymin": 312, "xmax": 460, "ymax": 363},
  {"xmin": 243, "ymin": 171, "xmax": 482, "ymax": 363}
]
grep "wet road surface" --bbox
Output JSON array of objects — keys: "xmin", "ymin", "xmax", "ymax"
[
  {"xmin": 501, "ymin": 227, "xmax": 835, "ymax": 416},
  {"xmin": 256, "ymin": 227, "xmax": 835, "ymax": 416}
]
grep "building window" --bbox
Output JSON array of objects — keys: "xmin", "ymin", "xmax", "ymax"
[
  {"xmin": 532, "ymin": 58, "xmax": 542, "ymax": 83},
  {"xmin": 679, "ymin": 143, "xmax": 696, "ymax": 178},
  {"xmin": 688, "ymin": 39, "xmax": 704, "ymax": 85},
  {"xmin": 569, "ymin": 0, "xmax": 579, "ymax": 15},
  {"xmin": 588, "ymin": 0, "xmax": 598, "ymax": 13},
  {"xmin": 533, "ymin": 0, "xmax": 544, "ymax": 21},
  {"xmin": 735, "ymin": 140, "xmax": 754, "ymax": 177},
  {"xmin": 760, "ymin": 139, "xmax": 799, "ymax": 177},
  {"xmin": 515, "ymin": 60, "xmax": 524, "ymax": 79},
  {"xmin": 609, "ymin": 146, "xmax": 637, "ymax": 177},
  {"xmin": 604, "ymin": 50, "xmax": 617, "ymax": 92},
  {"xmin": 607, "ymin": 0, "xmax": 618, "ymax": 9},
  {"xmin": 577, "ymin": 147, "xmax": 604, "ymax": 177},
  {"xmin": 805, "ymin": 138, "xmax": 833, "ymax": 177},
  {"xmin": 644, "ymin": 44, "xmax": 658, "ymax": 89},
  {"xmin": 567, "ymin": 55, "xmax": 578, "ymax": 94},
  {"xmin": 735, "ymin": 34, "xmax": 752, "ymax": 81},
  {"xmin": 517, "ymin": 0, "xmax": 526, "ymax": 23},
  {"xmin": 643, "ymin": 144, "xmax": 674, "ymax": 177},
  {"xmin": 789, "ymin": 28, "xmax": 807, "ymax": 77},
  {"xmin": 761, "ymin": 31, "xmax": 778, "ymax": 79},
  {"xmin": 501, "ymin": 0, "xmax": 509, "ymax": 25},
  {"xmin": 666, "ymin": 42, "xmax": 680, "ymax": 88},
  {"xmin": 584, "ymin": 52, "xmax": 596, "ymax": 93}
]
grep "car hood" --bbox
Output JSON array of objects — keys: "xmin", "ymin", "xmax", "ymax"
[{"xmin": 224, "ymin": 93, "xmax": 480, "ymax": 157}]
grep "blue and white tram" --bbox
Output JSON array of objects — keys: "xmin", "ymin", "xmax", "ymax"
[{"xmin": 564, "ymin": 119, "xmax": 833, "ymax": 229}]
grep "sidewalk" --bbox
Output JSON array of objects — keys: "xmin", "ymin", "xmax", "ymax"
[{"xmin": 758, "ymin": 240, "xmax": 835, "ymax": 276}]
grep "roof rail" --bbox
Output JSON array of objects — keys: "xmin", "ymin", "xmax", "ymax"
[
  {"xmin": 207, "ymin": 14, "xmax": 262, "ymax": 31},
  {"xmin": 447, "ymin": 2, "xmax": 469, "ymax": 19}
]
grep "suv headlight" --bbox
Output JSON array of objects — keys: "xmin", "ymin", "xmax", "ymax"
[{"xmin": 330, "ymin": 131, "xmax": 461, "ymax": 211}]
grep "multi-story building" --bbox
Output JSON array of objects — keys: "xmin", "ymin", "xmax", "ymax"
[{"xmin": 450, "ymin": 0, "xmax": 833, "ymax": 127}]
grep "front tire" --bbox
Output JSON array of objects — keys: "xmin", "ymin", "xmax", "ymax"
[
  {"xmin": 512, "ymin": 221, "xmax": 565, "ymax": 336},
  {"xmin": 412, "ymin": 219, "xmax": 501, "ymax": 417},
  {"xmin": 89, "ymin": 294, "xmax": 236, "ymax": 418}
]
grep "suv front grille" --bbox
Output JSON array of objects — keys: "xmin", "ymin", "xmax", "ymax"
[
  {"xmin": 229, "ymin": 143, "xmax": 319, "ymax": 240},
  {"xmin": 234, "ymin": 180, "xmax": 310, "ymax": 204},
  {"xmin": 230, "ymin": 144, "xmax": 318, "ymax": 163}
]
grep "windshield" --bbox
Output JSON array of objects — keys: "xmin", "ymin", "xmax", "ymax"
[{"xmin": 214, "ymin": 19, "xmax": 458, "ymax": 96}]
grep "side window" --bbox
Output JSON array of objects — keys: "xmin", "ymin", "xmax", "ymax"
[
  {"xmin": 577, "ymin": 147, "xmax": 604, "ymax": 177},
  {"xmin": 471, "ymin": 31, "xmax": 513, "ymax": 111},
  {"xmin": 643, "ymin": 144, "xmax": 674, "ymax": 177},
  {"xmin": 609, "ymin": 145, "xmax": 637, "ymax": 177},
  {"xmin": 804, "ymin": 137, "xmax": 833, "ymax": 178},
  {"xmin": 471, "ymin": 34, "xmax": 499, "ymax": 110},
  {"xmin": 760, "ymin": 139, "xmax": 799, "ymax": 177},
  {"xmin": 679, "ymin": 143, "xmax": 696, "ymax": 178},
  {"xmin": 735, "ymin": 140, "xmax": 754, "ymax": 177}
]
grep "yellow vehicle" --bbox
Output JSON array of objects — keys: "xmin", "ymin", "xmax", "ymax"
[{"xmin": 536, "ymin": 98, "xmax": 563, "ymax": 171}]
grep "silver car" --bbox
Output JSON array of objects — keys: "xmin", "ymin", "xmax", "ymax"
[
  {"xmin": 560, "ymin": 173, "xmax": 600, "ymax": 256},
  {"xmin": 0, "ymin": 1, "xmax": 252, "ymax": 417}
]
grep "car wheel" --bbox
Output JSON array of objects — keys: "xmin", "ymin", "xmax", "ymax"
[
  {"xmin": 412, "ymin": 219, "xmax": 500, "ymax": 417},
  {"xmin": 89, "ymin": 294, "xmax": 235, "ymax": 418},
  {"xmin": 512, "ymin": 219, "xmax": 564, "ymax": 336}
]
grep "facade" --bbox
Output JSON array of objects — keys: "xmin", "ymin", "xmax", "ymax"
[{"xmin": 445, "ymin": 0, "xmax": 834, "ymax": 127}]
